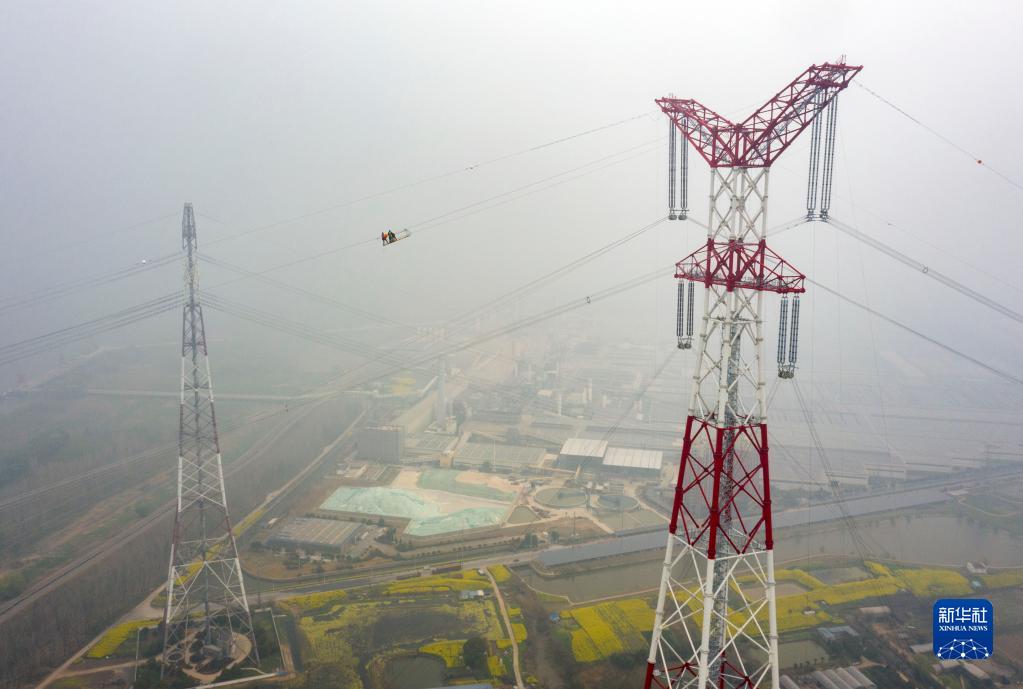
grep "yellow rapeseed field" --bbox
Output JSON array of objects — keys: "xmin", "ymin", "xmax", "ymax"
[
  {"xmin": 736, "ymin": 568, "xmax": 825, "ymax": 591},
  {"xmin": 895, "ymin": 568, "xmax": 971, "ymax": 597},
  {"xmin": 570, "ymin": 629, "xmax": 602, "ymax": 662},
  {"xmin": 87, "ymin": 619, "xmax": 158, "ymax": 658},
  {"xmin": 563, "ymin": 598, "xmax": 654, "ymax": 662},
  {"xmin": 864, "ymin": 561, "xmax": 893, "ymax": 577},
  {"xmin": 612, "ymin": 598, "xmax": 655, "ymax": 631},
  {"xmin": 489, "ymin": 565, "xmax": 512, "ymax": 583},
  {"xmin": 669, "ymin": 565, "xmax": 969, "ymax": 636},
  {"xmin": 287, "ymin": 588, "xmax": 347, "ymax": 613},
  {"xmin": 775, "ymin": 568, "xmax": 826, "ymax": 589},
  {"xmin": 420, "ymin": 640, "xmax": 464, "ymax": 668},
  {"xmin": 487, "ymin": 654, "xmax": 506, "ymax": 678},
  {"xmin": 386, "ymin": 572, "xmax": 494, "ymax": 594},
  {"xmin": 981, "ymin": 569, "xmax": 1023, "ymax": 589}
]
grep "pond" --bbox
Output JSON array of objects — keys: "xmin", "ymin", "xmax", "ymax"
[
  {"xmin": 516, "ymin": 559, "xmax": 663, "ymax": 602},
  {"xmin": 383, "ymin": 655, "xmax": 446, "ymax": 689}
]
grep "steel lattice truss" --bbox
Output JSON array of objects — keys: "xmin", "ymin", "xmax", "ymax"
[
  {"xmin": 163, "ymin": 204, "xmax": 258, "ymax": 672},
  {"xmin": 646, "ymin": 60, "xmax": 863, "ymax": 686},
  {"xmin": 657, "ymin": 62, "xmax": 861, "ymax": 168},
  {"xmin": 684, "ymin": 170, "xmax": 775, "ymax": 426},
  {"xmin": 646, "ymin": 167, "xmax": 781, "ymax": 689},
  {"xmin": 675, "ymin": 170, "xmax": 804, "ymax": 296},
  {"xmin": 645, "ymin": 58, "xmax": 862, "ymax": 688},
  {"xmin": 648, "ymin": 541, "xmax": 777, "ymax": 689}
]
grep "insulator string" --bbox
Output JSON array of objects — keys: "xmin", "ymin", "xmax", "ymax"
[
  {"xmin": 788, "ymin": 294, "xmax": 801, "ymax": 367},
  {"xmin": 819, "ymin": 97, "xmax": 840, "ymax": 219},
  {"xmin": 805, "ymin": 91, "xmax": 824, "ymax": 218},
  {"xmin": 668, "ymin": 121, "xmax": 678, "ymax": 219},
  {"xmin": 777, "ymin": 295, "xmax": 789, "ymax": 368}
]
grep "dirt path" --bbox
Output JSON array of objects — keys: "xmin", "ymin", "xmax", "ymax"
[{"xmin": 486, "ymin": 569, "xmax": 524, "ymax": 689}]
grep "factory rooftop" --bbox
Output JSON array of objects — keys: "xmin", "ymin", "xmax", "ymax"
[
  {"xmin": 559, "ymin": 437, "xmax": 608, "ymax": 459},
  {"xmin": 602, "ymin": 446, "xmax": 662, "ymax": 471},
  {"xmin": 269, "ymin": 517, "xmax": 361, "ymax": 549}
]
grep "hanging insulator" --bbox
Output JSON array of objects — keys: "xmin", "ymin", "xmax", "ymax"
[
  {"xmin": 805, "ymin": 91, "xmax": 823, "ymax": 220},
  {"xmin": 678, "ymin": 121, "xmax": 689, "ymax": 220},
  {"xmin": 777, "ymin": 295, "xmax": 789, "ymax": 375},
  {"xmin": 686, "ymin": 280, "xmax": 695, "ymax": 338},
  {"xmin": 668, "ymin": 122, "xmax": 678, "ymax": 220},
  {"xmin": 787, "ymin": 294, "xmax": 801, "ymax": 373},
  {"xmin": 676, "ymin": 280, "xmax": 684, "ymax": 346},
  {"xmin": 676, "ymin": 280, "xmax": 694, "ymax": 349},
  {"xmin": 819, "ymin": 96, "xmax": 840, "ymax": 220}
]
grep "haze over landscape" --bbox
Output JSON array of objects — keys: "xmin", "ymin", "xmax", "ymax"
[{"xmin": 2, "ymin": 2, "xmax": 1023, "ymax": 689}]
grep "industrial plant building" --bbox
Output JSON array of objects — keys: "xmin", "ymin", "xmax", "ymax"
[
  {"xmin": 557, "ymin": 437, "xmax": 662, "ymax": 477},
  {"xmin": 267, "ymin": 517, "xmax": 363, "ymax": 553},
  {"xmin": 600, "ymin": 446, "xmax": 663, "ymax": 476},
  {"xmin": 356, "ymin": 424, "xmax": 405, "ymax": 463}
]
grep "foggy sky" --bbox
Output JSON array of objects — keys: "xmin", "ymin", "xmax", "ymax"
[{"xmin": 2, "ymin": 0, "xmax": 1023, "ymax": 394}]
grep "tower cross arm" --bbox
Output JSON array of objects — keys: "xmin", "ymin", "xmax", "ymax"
[
  {"xmin": 740, "ymin": 61, "xmax": 862, "ymax": 166},
  {"xmin": 657, "ymin": 61, "xmax": 862, "ymax": 168},
  {"xmin": 656, "ymin": 98, "xmax": 739, "ymax": 169}
]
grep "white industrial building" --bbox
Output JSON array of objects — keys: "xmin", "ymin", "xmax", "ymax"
[
  {"xmin": 601, "ymin": 447, "xmax": 663, "ymax": 476},
  {"xmin": 558, "ymin": 438, "xmax": 663, "ymax": 476}
]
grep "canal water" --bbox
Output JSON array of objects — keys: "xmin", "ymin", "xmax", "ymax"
[
  {"xmin": 779, "ymin": 515, "xmax": 1023, "ymax": 567},
  {"xmin": 517, "ymin": 515, "xmax": 1023, "ymax": 602}
]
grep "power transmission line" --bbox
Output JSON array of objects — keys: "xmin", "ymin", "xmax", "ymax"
[
  {"xmin": 825, "ymin": 216, "xmax": 1023, "ymax": 326},
  {"xmin": 2, "ymin": 117, "xmax": 656, "ymax": 318},
  {"xmin": 200, "ymin": 112, "xmax": 656, "ymax": 247},
  {"xmin": 0, "ymin": 253, "xmax": 178, "ymax": 315},
  {"xmin": 855, "ymin": 81, "xmax": 1023, "ymax": 193},
  {"xmin": 0, "ymin": 293, "xmax": 181, "ymax": 366},
  {"xmin": 808, "ymin": 278, "xmax": 1023, "ymax": 387}
]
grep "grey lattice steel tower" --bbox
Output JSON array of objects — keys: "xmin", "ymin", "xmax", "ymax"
[
  {"xmin": 645, "ymin": 62, "xmax": 860, "ymax": 689},
  {"xmin": 163, "ymin": 203, "xmax": 258, "ymax": 671}
]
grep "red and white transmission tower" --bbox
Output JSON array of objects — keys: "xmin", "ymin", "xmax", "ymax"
[{"xmin": 645, "ymin": 61, "xmax": 861, "ymax": 689}]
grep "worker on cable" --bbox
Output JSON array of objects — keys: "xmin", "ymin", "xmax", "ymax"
[
  {"xmin": 381, "ymin": 231, "xmax": 389, "ymax": 246},
  {"xmin": 387, "ymin": 229, "xmax": 397, "ymax": 244}
]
